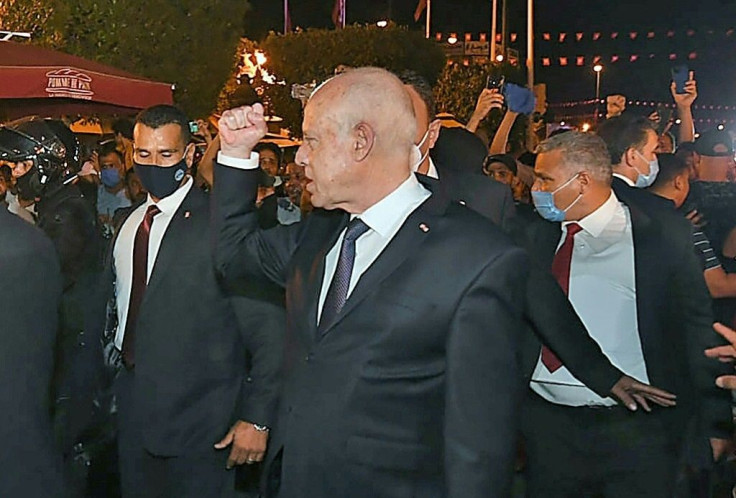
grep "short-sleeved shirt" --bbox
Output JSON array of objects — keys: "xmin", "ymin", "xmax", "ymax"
[{"xmin": 693, "ymin": 228, "xmax": 722, "ymax": 272}]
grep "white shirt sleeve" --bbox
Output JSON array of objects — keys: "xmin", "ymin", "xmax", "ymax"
[{"xmin": 217, "ymin": 151, "xmax": 260, "ymax": 170}]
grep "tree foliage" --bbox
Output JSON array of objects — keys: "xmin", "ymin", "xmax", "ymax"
[
  {"xmin": 1, "ymin": 0, "xmax": 250, "ymax": 117},
  {"xmin": 219, "ymin": 24, "xmax": 446, "ymax": 136},
  {"xmin": 435, "ymin": 59, "xmax": 528, "ymax": 148}
]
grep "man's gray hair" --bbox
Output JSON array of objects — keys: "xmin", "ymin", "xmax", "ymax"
[{"xmin": 536, "ymin": 131, "xmax": 612, "ymax": 184}]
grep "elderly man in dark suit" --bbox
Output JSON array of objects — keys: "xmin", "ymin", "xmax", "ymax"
[
  {"xmin": 213, "ymin": 67, "xmax": 529, "ymax": 498},
  {"xmin": 0, "ymin": 207, "xmax": 66, "ymax": 497},
  {"xmin": 107, "ymin": 105, "xmax": 283, "ymax": 498}
]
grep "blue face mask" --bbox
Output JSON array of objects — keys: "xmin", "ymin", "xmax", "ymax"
[
  {"xmin": 100, "ymin": 168, "xmax": 121, "ymax": 188},
  {"xmin": 634, "ymin": 150, "xmax": 659, "ymax": 188},
  {"xmin": 531, "ymin": 172, "xmax": 582, "ymax": 222}
]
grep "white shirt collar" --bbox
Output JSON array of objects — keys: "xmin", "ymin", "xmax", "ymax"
[
  {"xmin": 146, "ymin": 176, "xmax": 193, "ymax": 214},
  {"xmin": 563, "ymin": 191, "xmax": 619, "ymax": 238},
  {"xmin": 354, "ymin": 174, "xmax": 430, "ymax": 239},
  {"xmin": 613, "ymin": 172, "xmax": 636, "ymax": 187},
  {"xmin": 426, "ymin": 157, "xmax": 439, "ymax": 179}
]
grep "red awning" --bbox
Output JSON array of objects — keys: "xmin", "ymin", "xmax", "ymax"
[{"xmin": 0, "ymin": 42, "xmax": 173, "ymax": 117}]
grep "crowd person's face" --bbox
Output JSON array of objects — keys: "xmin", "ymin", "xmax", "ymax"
[
  {"xmin": 8, "ymin": 159, "xmax": 33, "ymax": 179},
  {"xmin": 259, "ymin": 149, "xmax": 280, "ymax": 177},
  {"xmin": 656, "ymin": 134, "xmax": 674, "ymax": 154},
  {"xmin": 125, "ymin": 171, "xmax": 146, "ymax": 203},
  {"xmin": 405, "ymin": 85, "xmax": 440, "ymax": 175},
  {"xmin": 100, "ymin": 152, "xmax": 124, "ymax": 182},
  {"xmin": 295, "ymin": 103, "xmax": 355, "ymax": 210},
  {"xmin": 284, "ymin": 162, "xmax": 306, "ymax": 203},
  {"xmin": 634, "ymin": 129, "xmax": 660, "ymax": 176},
  {"xmin": 486, "ymin": 162, "xmax": 515, "ymax": 186},
  {"xmin": 533, "ymin": 150, "xmax": 585, "ymax": 221}
]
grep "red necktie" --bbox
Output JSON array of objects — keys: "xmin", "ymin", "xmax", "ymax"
[
  {"xmin": 541, "ymin": 222, "xmax": 583, "ymax": 372},
  {"xmin": 122, "ymin": 205, "xmax": 161, "ymax": 368}
]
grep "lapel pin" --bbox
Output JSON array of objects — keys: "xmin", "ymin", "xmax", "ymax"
[
  {"xmin": 184, "ymin": 211, "xmax": 191, "ymax": 219},
  {"xmin": 458, "ymin": 200, "xmax": 467, "ymax": 206},
  {"xmin": 419, "ymin": 223, "xmax": 430, "ymax": 233}
]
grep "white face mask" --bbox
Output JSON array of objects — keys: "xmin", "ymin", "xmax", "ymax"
[{"xmin": 410, "ymin": 128, "xmax": 431, "ymax": 172}]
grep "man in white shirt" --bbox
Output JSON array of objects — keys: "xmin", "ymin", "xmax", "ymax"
[
  {"xmin": 212, "ymin": 67, "xmax": 528, "ymax": 498},
  {"xmin": 519, "ymin": 131, "xmax": 730, "ymax": 498}
]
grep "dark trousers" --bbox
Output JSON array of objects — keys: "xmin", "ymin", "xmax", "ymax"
[
  {"xmin": 115, "ymin": 370, "xmax": 235, "ymax": 498},
  {"xmin": 521, "ymin": 392, "xmax": 680, "ymax": 498}
]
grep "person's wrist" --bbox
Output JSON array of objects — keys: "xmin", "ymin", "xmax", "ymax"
[{"xmin": 220, "ymin": 144, "xmax": 255, "ymax": 160}]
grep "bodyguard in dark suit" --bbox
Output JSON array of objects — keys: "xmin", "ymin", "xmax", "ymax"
[
  {"xmin": 108, "ymin": 105, "xmax": 282, "ymax": 498},
  {"xmin": 0, "ymin": 208, "xmax": 66, "ymax": 497},
  {"xmin": 213, "ymin": 68, "xmax": 529, "ymax": 498},
  {"xmin": 518, "ymin": 131, "xmax": 731, "ymax": 498}
]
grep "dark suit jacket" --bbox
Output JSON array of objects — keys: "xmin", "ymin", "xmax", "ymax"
[
  {"xmin": 518, "ymin": 186, "xmax": 732, "ymax": 440},
  {"xmin": 0, "ymin": 208, "xmax": 66, "ymax": 497},
  {"xmin": 425, "ymin": 167, "xmax": 624, "ymax": 397},
  {"xmin": 213, "ymin": 165, "xmax": 529, "ymax": 498},
  {"xmin": 105, "ymin": 186, "xmax": 283, "ymax": 456}
]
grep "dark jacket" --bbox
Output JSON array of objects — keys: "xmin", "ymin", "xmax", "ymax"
[
  {"xmin": 0, "ymin": 208, "xmax": 66, "ymax": 497},
  {"xmin": 213, "ymin": 165, "xmax": 529, "ymax": 498}
]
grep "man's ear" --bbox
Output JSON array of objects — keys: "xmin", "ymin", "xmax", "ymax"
[
  {"xmin": 353, "ymin": 122, "xmax": 375, "ymax": 162},
  {"xmin": 674, "ymin": 172, "xmax": 687, "ymax": 191},
  {"xmin": 427, "ymin": 119, "xmax": 442, "ymax": 151},
  {"xmin": 184, "ymin": 143, "xmax": 196, "ymax": 168},
  {"xmin": 577, "ymin": 170, "xmax": 592, "ymax": 191},
  {"xmin": 623, "ymin": 147, "xmax": 638, "ymax": 168}
]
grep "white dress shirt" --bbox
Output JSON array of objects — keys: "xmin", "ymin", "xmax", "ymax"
[
  {"xmin": 217, "ymin": 152, "xmax": 432, "ymax": 322},
  {"xmin": 113, "ymin": 177, "xmax": 194, "ymax": 348},
  {"xmin": 530, "ymin": 192, "xmax": 650, "ymax": 406}
]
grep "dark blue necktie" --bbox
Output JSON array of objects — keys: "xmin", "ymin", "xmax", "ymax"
[{"xmin": 319, "ymin": 218, "xmax": 370, "ymax": 331}]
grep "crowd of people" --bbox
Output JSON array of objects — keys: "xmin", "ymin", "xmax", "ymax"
[{"xmin": 2, "ymin": 63, "xmax": 736, "ymax": 498}]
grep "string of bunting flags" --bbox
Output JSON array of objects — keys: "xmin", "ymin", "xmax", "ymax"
[
  {"xmin": 541, "ymin": 53, "xmax": 700, "ymax": 66},
  {"xmin": 442, "ymin": 28, "xmax": 736, "ymax": 44}
]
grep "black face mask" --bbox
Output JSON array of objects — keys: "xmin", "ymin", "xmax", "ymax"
[
  {"xmin": 15, "ymin": 167, "xmax": 43, "ymax": 201},
  {"xmin": 133, "ymin": 154, "xmax": 188, "ymax": 200}
]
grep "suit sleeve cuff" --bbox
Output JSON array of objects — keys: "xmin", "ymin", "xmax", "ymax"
[{"xmin": 217, "ymin": 151, "xmax": 260, "ymax": 170}]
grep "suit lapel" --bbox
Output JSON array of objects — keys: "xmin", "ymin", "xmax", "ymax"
[
  {"xmin": 318, "ymin": 189, "xmax": 446, "ymax": 339},
  {"xmin": 144, "ymin": 189, "xmax": 200, "ymax": 298}
]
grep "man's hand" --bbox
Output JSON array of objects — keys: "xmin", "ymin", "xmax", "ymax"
[
  {"xmin": 218, "ymin": 104, "xmax": 268, "ymax": 160},
  {"xmin": 672, "ymin": 71, "xmax": 697, "ymax": 108},
  {"xmin": 685, "ymin": 209, "xmax": 707, "ymax": 228},
  {"xmin": 472, "ymin": 89, "xmax": 505, "ymax": 120},
  {"xmin": 194, "ymin": 119, "xmax": 213, "ymax": 145},
  {"xmin": 711, "ymin": 437, "xmax": 733, "ymax": 462},
  {"xmin": 214, "ymin": 420, "xmax": 268, "ymax": 470},
  {"xmin": 705, "ymin": 323, "xmax": 736, "ymax": 389},
  {"xmin": 610, "ymin": 375, "xmax": 677, "ymax": 412}
]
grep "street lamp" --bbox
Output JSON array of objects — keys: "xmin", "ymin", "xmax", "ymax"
[
  {"xmin": 448, "ymin": 33, "xmax": 458, "ymax": 44},
  {"xmin": 377, "ymin": 20, "xmax": 388, "ymax": 28},
  {"xmin": 593, "ymin": 63, "xmax": 603, "ymax": 124}
]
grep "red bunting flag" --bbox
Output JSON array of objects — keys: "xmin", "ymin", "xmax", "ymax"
[{"xmin": 414, "ymin": 0, "xmax": 427, "ymax": 21}]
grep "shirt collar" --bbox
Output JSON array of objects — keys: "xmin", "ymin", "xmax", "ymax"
[
  {"xmin": 146, "ymin": 176, "xmax": 193, "ymax": 215},
  {"xmin": 426, "ymin": 157, "xmax": 439, "ymax": 179},
  {"xmin": 613, "ymin": 172, "xmax": 636, "ymax": 187},
  {"xmin": 354, "ymin": 174, "xmax": 429, "ymax": 239},
  {"xmin": 563, "ymin": 190, "xmax": 619, "ymax": 238}
]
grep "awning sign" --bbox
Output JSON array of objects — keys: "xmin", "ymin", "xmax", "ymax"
[{"xmin": 45, "ymin": 68, "xmax": 94, "ymax": 100}]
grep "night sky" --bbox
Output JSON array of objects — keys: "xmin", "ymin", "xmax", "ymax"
[{"xmin": 245, "ymin": 0, "xmax": 736, "ymax": 124}]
